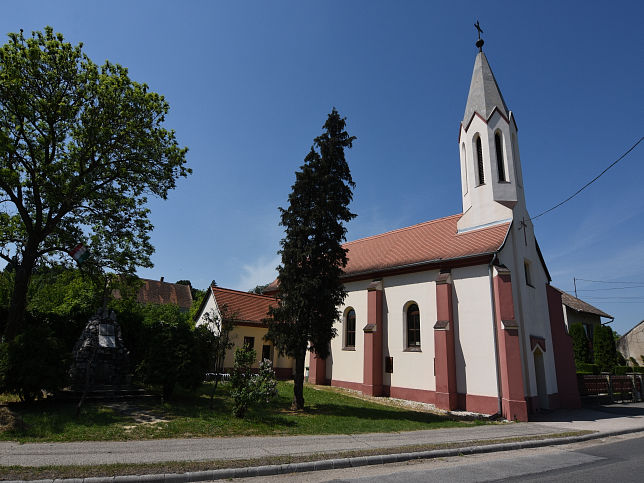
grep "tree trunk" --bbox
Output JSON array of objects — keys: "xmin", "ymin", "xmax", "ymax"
[
  {"xmin": 4, "ymin": 256, "xmax": 35, "ymax": 341},
  {"xmin": 292, "ymin": 348, "xmax": 306, "ymax": 410}
]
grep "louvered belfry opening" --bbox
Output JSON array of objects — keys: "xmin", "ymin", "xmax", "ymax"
[
  {"xmin": 476, "ymin": 136, "xmax": 484, "ymax": 184},
  {"xmin": 495, "ymin": 132, "xmax": 506, "ymax": 181}
]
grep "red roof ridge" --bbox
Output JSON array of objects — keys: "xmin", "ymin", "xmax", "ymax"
[
  {"xmin": 211, "ymin": 285, "xmax": 277, "ymax": 300},
  {"xmin": 343, "ymin": 213, "xmax": 463, "ymax": 247}
]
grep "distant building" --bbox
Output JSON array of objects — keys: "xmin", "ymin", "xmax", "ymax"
[
  {"xmin": 194, "ymin": 285, "xmax": 293, "ymax": 379},
  {"xmin": 617, "ymin": 321, "xmax": 644, "ymax": 363},
  {"xmin": 552, "ymin": 287, "xmax": 613, "ymax": 341},
  {"xmin": 112, "ymin": 277, "xmax": 193, "ymax": 312}
]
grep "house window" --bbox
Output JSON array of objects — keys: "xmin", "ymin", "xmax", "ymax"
[
  {"xmin": 345, "ymin": 309, "xmax": 356, "ymax": 348},
  {"xmin": 495, "ymin": 132, "xmax": 507, "ymax": 182},
  {"xmin": 262, "ymin": 344, "xmax": 272, "ymax": 361},
  {"xmin": 476, "ymin": 136, "xmax": 485, "ymax": 185},
  {"xmin": 524, "ymin": 260, "xmax": 533, "ymax": 287},
  {"xmin": 406, "ymin": 303, "xmax": 421, "ymax": 349},
  {"xmin": 243, "ymin": 336, "xmax": 255, "ymax": 349}
]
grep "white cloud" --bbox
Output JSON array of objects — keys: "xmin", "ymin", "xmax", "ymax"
[{"xmin": 234, "ymin": 255, "xmax": 281, "ymax": 292}]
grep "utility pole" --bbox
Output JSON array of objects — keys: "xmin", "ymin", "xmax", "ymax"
[{"xmin": 574, "ymin": 277, "xmax": 577, "ymax": 298}]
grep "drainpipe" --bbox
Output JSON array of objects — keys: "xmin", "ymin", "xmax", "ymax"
[{"xmin": 488, "ymin": 252, "xmax": 503, "ymax": 415}]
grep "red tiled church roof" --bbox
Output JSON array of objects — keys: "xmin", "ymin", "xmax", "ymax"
[
  {"xmin": 342, "ymin": 213, "xmax": 509, "ymax": 277},
  {"xmin": 212, "ymin": 286, "xmax": 277, "ymax": 323},
  {"xmin": 265, "ymin": 213, "xmax": 510, "ymax": 290}
]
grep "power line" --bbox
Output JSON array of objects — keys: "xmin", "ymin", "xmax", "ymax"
[
  {"xmin": 575, "ymin": 278, "xmax": 644, "ymax": 285},
  {"xmin": 582, "ymin": 296, "xmax": 644, "ymax": 300},
  {"xmin": 531, "ymin": 135, "xmax": 644, "ymax": 221},
  {"xmin": 583, "ymin": 301, "xmax": 644, "ymax": 304},
  {"xmin": 572, "ymin": 286, "xmax": 644, "ymax": 292}
]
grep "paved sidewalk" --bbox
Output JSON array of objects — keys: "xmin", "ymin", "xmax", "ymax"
[{"xmin": 1, "ymin": 403, "xmax": 644, "ymax": 468}]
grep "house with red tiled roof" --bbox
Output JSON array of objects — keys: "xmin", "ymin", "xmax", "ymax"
[
  {"xmin": 112, "ymin": 277, "xmax": 193, "ymax": 312},
  {"xmin": 266, "ymin": 42, "xmax": 581, "ymax": 421},
  {"xmin": 194, "ymin": 286, "xmax": 293, "ymax": 379},
  {"xmin": 551, "ymin": 287, "xmax": 613, "ymax": 342}
]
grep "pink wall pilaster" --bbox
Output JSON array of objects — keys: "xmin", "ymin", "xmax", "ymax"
[
  {"xmin": 493, "ymin": 267, "xmax": 528, "ymax": 421},
  {"xmin": 546, "ymin": 285, "xmax": 581, "ymax": 409},
  {"xmin": 434, "ymin": 272, "xmax": 458, "ymax": 410},
  {"xmin": 363, "ymin": 280, "xmax": 383, "ymax": 396},
  {"xmin": 309, "ymin": 351, "xmax": 327, "ymax": 385}
]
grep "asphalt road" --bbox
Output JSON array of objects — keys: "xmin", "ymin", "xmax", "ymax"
[{"xmin": 237, "ymin": 432, "xmax": 644, "ymax": 482}]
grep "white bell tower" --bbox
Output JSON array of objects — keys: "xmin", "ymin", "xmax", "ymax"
[{"xmin": 457, "ymin": 40, "xmax": 527, "ymax": 233}]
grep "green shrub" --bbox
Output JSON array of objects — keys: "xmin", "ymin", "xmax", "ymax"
[
  {"xmin": 230, "ymin": 347, "xmax": 277, "ymax": 418},
  {"xmin": 629, "ymin": 356, "xmax": 640, "ymax": 367},
  {"xmin": 136, "ymin": 305, "xmax": 213, "ymax": 400},
  {"xmin": 613, "ymin": 365, "xmax": 630, "ymax": 375},
  {"xmin": 0, "ymin": 325, "xmax": 66, "ymax": 402},
  {"xmin": 615, "ymin": 351, "xmax": 626, "ymax": 367},
  {"xmin": 593, "ymin": 325, "xmax": 617, "ymax": 372},
  {"xmin": 569, "ymin": 323, "xmax": 591, "ymax": 365},
  {"xmin": 575, "ymin": 362, "xmax": 599, "ymax": 375}
]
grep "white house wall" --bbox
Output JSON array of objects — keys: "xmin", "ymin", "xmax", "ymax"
[{"xmin": 195, "ymin": 290, "xmax": 220, "ymax": 334}]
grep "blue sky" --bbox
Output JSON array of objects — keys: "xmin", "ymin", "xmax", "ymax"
[{"xmin": 2, "ymin": 1, "xmax": 643, "ymax": 335}]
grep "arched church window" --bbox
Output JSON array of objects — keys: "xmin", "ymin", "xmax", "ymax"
[
  {"xmin": 495, "ymin": 132, "xmax": 507, "ymax": 182},
  {"xmin": 475, "ymin": 136, "xmax": 484, "ymax": 185},
  {"xmin": 345, "ymin": 309, "xmax": 356, "ymax": 348},
  {"xmin": 406, "ymin": 303, "xmax": 421, "ymax": 349}
]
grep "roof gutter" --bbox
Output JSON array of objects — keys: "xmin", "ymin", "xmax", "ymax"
[{"xmin": 602, "ymin": 316, "xmax": 615, "ymax": 326}]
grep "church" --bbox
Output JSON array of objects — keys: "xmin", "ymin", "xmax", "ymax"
[{"xmin": 289, "ymin": 39, "xmax": 581, "ymax": 422}]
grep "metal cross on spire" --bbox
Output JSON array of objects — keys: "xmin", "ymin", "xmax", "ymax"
[
  {"xmin": 518, "ymin": 217, "xmax": 528, "ymax": 246},
  {"xmin": 474, "ymin": 20, "xmax": 484, "ymax": 52}
]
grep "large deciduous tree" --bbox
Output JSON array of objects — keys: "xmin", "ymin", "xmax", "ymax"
[
  {"xmin": 267, "ymin": 108, "xmax": 355, "ymax": 410},
  {"xmin": 0, "ymin": 27, "xmax": 189, "ymax": 339}
]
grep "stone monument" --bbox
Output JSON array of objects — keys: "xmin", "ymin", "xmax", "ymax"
[{"xmin": 69, "ymin": 308, "xmax": 131, "ymax": 389}]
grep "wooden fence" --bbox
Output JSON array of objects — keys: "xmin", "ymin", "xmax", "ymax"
[{"xmin": 578, "ymin": 373, "xmax": 643, "ymax": 404}]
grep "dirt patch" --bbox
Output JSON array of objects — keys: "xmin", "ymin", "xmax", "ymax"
[
  {"xmin": 103, "ymin": 402, "xmax": 171, "ymax": 428},
  {"xmin": 0, "ymin": 405, "xmax": 28, "ymax": 432}
]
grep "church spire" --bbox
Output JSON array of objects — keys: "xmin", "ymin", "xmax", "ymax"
[
  {"xmin": 457, "ymin": 36, "xmax": 526, "ymax": 233},
  {"xmin": 462, "ymin": 51, "xmax": 509, "ymax": 126}
]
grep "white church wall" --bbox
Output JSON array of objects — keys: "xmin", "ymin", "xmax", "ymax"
[
  {"xmin": 452, "ymin": 264, "xmax": 498, "ymax": 397},
  {"xmin": 457, "ymin": 115, "xmax": 514, "ymax": 232},
  {"xmin": 382, "ymin": 271, "xmax": 438, "ymax": 392},
  {"xmin": 331, "ymin": 279, "xmax": 371, "ymax": 384},
  {"xmin": 499, "ymin": 227, "xmax": 559, "ymax": 401},
  {"xmin": 485, "ymin": 112, "xmax": 518, "ymax": 205}
]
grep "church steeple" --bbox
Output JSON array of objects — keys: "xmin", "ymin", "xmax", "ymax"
[
  {"xmin": 462, "ymin": 52, "xmax": 509, "ymax": 127},
  {"xmin": 457, "ymin": 36, "xmax": 526, "ymax": 233}
]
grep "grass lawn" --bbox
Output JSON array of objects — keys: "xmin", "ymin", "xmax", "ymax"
[{"xmin": 0, "ymin": 382, "xmax": 488, "ymax": 442}]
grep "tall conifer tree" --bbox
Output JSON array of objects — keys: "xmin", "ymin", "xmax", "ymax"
[{"xmin": 267, "ymin": 109, "xmax": 355, "ymax": 410}]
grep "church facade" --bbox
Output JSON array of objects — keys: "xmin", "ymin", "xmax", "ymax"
[{"xmin": 304, "ymin": 48, "xmax": 580, "ymax": 421}]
